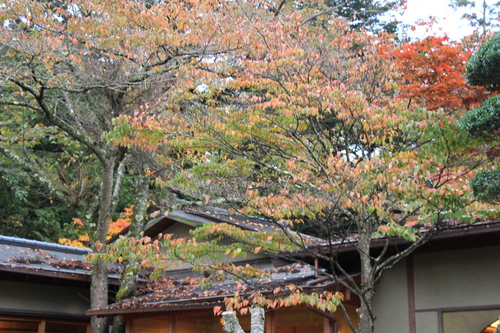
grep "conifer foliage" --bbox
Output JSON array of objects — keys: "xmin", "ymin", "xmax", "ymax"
[{"xmin": 461, "ymin": 33, "xmax": 500, "ymax": 203}]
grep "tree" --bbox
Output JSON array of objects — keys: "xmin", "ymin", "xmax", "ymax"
[
  {"xmin": 0, "ymin": 0, "xmax": 226, "ymax": 331},
  {"xmin": 189, "ymin": 11, "xmax": 492, "ymax": 333},
  {"xmin": 449, "ymin": 0, "xmax": 500, "ymax": 39},
  {"xmin": 0, "ymin": 104, "xmax": 90, "ymax": 242},
  {"xmin": 461, "ymin": 33, "xmax": 500, "ymax": 203},
  {"xmin": 466, "ymin": 33, "xmax": 500, "ymax": 89},
  {"xmin": 109, "ymin": 2, "xmax": 492, "ymax": 332},
  {"xmin": 391, "ymin": 36, "xmax": 490, "ymax": 113},
  {"xmin": 0, "ymin": 168, "xmax": 79, "ymax": 242},
  {"xmin": 325, "ymin": 0, "xmax": 402, "ymax": 33}
]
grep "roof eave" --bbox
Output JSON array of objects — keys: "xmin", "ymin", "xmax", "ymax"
[
  {"xmin": 87, "ymin": 301, "xmax": 222, "ymax": 317},
  {"xmin": 289, "ymin": 220, "xmax": 500, "ymax": 257},
  {"xmin": 0, "ymin": 265, "xmax": 121, "ymax": 285}
]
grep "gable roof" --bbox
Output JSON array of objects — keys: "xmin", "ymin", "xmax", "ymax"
[
  {"xmin": 88, "ymin": 217, "xmax": 500, "ymax": 317},
  {"xmin": 109, "ymin": 206, "xmax": 323, "ymax": 245}
]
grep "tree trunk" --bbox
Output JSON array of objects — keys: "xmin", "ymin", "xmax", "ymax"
[
  {"xmin": 111, "ymin": 261, "xmax": 140, "ymax": 332},
  {"xmin": 111, "ymin": 175, "xmax": 150, "ymax": 333},
  {"xmin": 250, "ymin": 307, "xmax": 265, "ymax": 333},
  {"xmin": 222, "ymin": 311, "xmax": 246, "ymax": 333},
  {"xmin": 91, "ymin": 259, "xmax": 109, "ymax": 333},
  {"xmin": 222, "ymin": 307, "xmax": 265, "ymax": 333},
  {"xmin": 90, "ymin": 161, "xmax": 116, "ymax": 333},
  {"xmin": 357, "ymin": 228, "xmax": 375, "ymax": 333}
]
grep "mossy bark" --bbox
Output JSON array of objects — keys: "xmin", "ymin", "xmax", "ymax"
[{"xmin": 111, "ymin": 176, "xmax": 150, "ymax": 333}]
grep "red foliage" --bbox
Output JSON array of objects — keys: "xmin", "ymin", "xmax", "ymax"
[{"xmin": 391, "ymin": 36, "xmax": 490, "ymax": 112}]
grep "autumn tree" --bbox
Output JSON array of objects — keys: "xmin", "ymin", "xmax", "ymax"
[
  {"xmin": 391, "ymin": 36, "xmax": 490, "ymax": 113},
  {"xmin": 198, "ymin": 14, "xmax": 490, "ymax": 332},
  {"xmin": 112, "ymin": 2, "xmax": 491, "ymax": 333},
  {"xmin": 0, "ymin": 0, "xmax": 228, "ymax": 332}
]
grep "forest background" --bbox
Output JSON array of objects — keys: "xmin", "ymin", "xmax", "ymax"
[
  {"xmin": 1, "ymin": 0, "xmax": 500, "ymax": 333},
  {"xmin": 2, "ymin": 0, "xmax": 498, "ymax": 252}
]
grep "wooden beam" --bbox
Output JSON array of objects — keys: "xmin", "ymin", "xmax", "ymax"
[{"xmin": 407, "ymin": 255, "xmax": 416, "ymax": 333}]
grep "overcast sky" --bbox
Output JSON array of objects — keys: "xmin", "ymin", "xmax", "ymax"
[{"xmin": 396, "ymin": 0, "xmax": 474, "ymax": 40}]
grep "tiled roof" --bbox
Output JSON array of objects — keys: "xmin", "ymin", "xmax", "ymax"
[
  {"xmin": 0, "ymin": 235, "xmax": 121, "ymax": 283},
  {"xmin": 87, "ymin": 260, "xmax": 334, "ymax": 316},
  {"xmin": 109, "ymin": 206, "xmax": 324, "ymax": 245}
]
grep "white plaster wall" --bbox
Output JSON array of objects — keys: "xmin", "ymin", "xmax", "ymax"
[
  {"xmin": 373, "ymin": 245, "xmax": 500, "ymax": 333},
  {"xmin": 413, "ymin": 245, "xmax": 500, "ymax": 310},
  {"xmin": 372, "ymin": 258, "xmax": 410, "ymax": 333},
  {"xmin": 415, "ymin": 311, "xmax": 439, "ymax": 333}
]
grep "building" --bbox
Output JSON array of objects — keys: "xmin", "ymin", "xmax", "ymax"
[
  {"xmin": 372, "ymin": 220, "xmax": 500, "ymax": 333},
  {"xmin": 0, "ymin": 235, "xmax": 120, "ymax": 333},
  {"xmin": 95, "ymin": 210, "xmax": 500, "ymax": 333},
  {"xmin": 3, "ymin": 210, "xmax": 499, "ymax": 333},
  {"xmin": 91, "ymin": 208, "xmax": 360, "ymax": 333}
]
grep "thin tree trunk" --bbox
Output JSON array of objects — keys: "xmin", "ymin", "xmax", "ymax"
[
  {"xmin": 90, "ymin": 161, "xmax": 115, "ymax": 333},
  {"xmin": 250, "ymin": 307, "xmax": 265, "ymax": 333},
  {"xmin": 111, "ymin": 175, "xmax": 150, "ymax": 333},
  {"xmin": 222, "ymin": 307, "xmax": 265, "ymax": 333},
  {"xmin": 91, "ymin": 259, "xmax": 109, "ymax": 333},
  {"xmin": 357, "ymin": 228, "xmax": 375, "ymax": 333},
  {"xmin": 222, "ymin": 311, "xmax": 246, "ymax": 333}
]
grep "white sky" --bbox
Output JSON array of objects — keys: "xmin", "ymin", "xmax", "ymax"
[{"xmin": 396, "ymin": 0, "xmax": 475, "ymax": 41}]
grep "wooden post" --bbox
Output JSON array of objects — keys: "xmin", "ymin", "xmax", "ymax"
[
  {"xmin": 169, "ymin": 315, "xmax": 175, "ymax": 333},
  {"xmin": 407, "ymin": 255, "xmax": 416, "ymax": 333},
  {"xmin": 265, "ymin": 310, "xmax": 275, "ymax": 333},
  {"xmin": 38, "ymin": 320, "xmax": 46, "ymax": 333}
]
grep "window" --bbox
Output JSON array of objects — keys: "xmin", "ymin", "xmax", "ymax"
[
  {"xmin": 479, "ymin": 318, "xmax": 500, "ymax": 333},
  {"xmin": 442, "ymin": 309, "xmax": 500, "ymax": 333}
]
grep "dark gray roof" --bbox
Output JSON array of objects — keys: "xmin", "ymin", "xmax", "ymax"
[
  {"xmin": 0, "ymin": 235, "xmax": 90, "ymax": 255},
  {"xmin": 0, "ymin": 235, "xmax": 121, "ymax": 283},
  {"xmin": 136, "ymin": 207, "xmax": 324, "ymax": 244},
  {"xmin": 87, "ymin": 259, "xmax": 333, "ymax": 316}
]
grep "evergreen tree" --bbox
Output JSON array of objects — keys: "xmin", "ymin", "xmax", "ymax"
[
  {"xmin": 327, "ymin": 0, "xmax": 401, "ymax": 33},
  {"xmin": 460, "ymin": 33, "xmax": 500, "ymax": 203}
]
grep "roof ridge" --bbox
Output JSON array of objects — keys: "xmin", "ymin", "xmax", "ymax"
[{"xmin": 0, "ymin": 235, "xmax": 90, "ymax": 255}]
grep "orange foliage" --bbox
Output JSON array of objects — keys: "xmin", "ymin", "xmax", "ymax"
[
  {"xmin": 391, "ymin": 36, "xmax": 490, "ymax": 113},
  {"xmin": 59, "ymin": 218, "xmax": 90, "ymax": 248},
  {"xmin": 59, "ymin": 207, "xmax": 133, "ymax": 248},
  {"xmin": 107, "ymin": 206, "xmax": 133, "ymax": 239},
  {"xmin": 58, "ymin": 237, "xmax": 88, "ymax": 248}
]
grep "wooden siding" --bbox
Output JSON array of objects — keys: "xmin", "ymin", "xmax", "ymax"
[{"xmin": 126, "ymin": 304, "xmax": 359, "ymax": 333}]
